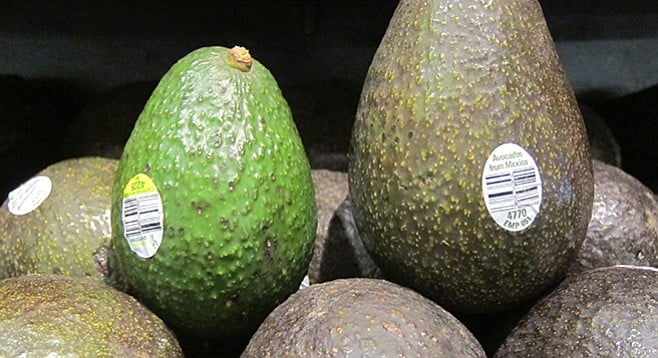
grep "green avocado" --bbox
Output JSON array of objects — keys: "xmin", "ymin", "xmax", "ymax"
[
  {"xmin": 494, "ymin": 265, "xmax": 658, "ymax": 356},
  {"xmin": 349, "ymin": 0, "xmax": 594, "ymax": 314},
  {"xmin": 110, "ymin": 46, "xmax": 317, "ymax": 340},
  {"xmin": 0, "ymin": 274, "xmax": 182, "ymax": 357},
  {"xmin": 242, "ymin": 278, "xmax": 486, "ymax": 357},
  {"xmin": 0, "ymin": 157, "xmax": 116, "ymax": 280}
]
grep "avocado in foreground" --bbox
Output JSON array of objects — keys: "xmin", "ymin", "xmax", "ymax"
[
  {"xmin": 0, "ymin": 274, "xmax": 182, "ymax": 357},
  {"xmin": 242, "ymin": 278, "xmax": 486, "ymax": 357},
  {"xmin": 349, "ymin": 0, "xmax": 593, "ymax": 314},
  {"xmin": 495, "ymin": 265, "xmax": 658, "ymax": 357},
  {"xmin": 0, "ymin": 157, "xmax": 116, "ymax": 280},
  {"xmin": 111, "ymin": 45, "xmax": 316, "ymax": 340}
]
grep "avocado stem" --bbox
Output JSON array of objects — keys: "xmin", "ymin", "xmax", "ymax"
[{"xmin": 227, "ymin": 46, "xmax": 253, "ymax": 72}]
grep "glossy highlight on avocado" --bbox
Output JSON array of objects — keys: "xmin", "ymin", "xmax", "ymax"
[
  {"xmin": 110, "ymin": 45, "xmax": 317, "ymax": 339},
  {"xmin": 0, "ymin": 157, "xmax": 117, "ymax": 281},
  {"xmin": 349, "ymin": 0, "xmax": 594, "ymax": 314}
]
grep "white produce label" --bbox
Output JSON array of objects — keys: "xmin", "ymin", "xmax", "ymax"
[
  {"xmin": 482, "ymin": 143, "xmax": 542, "ymax": 232},
  {"xmin": 7, "ymin": 176, "xmax": 53, "ymax": 216}
]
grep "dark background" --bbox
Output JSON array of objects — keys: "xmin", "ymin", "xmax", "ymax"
[
  {"xmin": 2, "ymin": 0, "xmax": 658, "ymax": 195},
  {"xmin": 3, "ymin": 1, "xmax": 658, "ymax": 93}
]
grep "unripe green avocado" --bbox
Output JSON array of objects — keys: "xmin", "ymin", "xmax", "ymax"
[
  {"xmin": 349, "ymin": 0, "xmax": 594, "ymax": 314},
  {"xmin": 0, "ymin": 157, "xmax": 116, "ymax": 280},
  {"xmin": 0, "ymin": 274, "xmax": 182, "ymax": 357},
  {"xmin": 111, "ymin": 46, "xmax": 316, "ymax": 339}
]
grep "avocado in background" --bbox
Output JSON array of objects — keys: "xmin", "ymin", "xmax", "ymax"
[
  {"xmin": 0, "ymin": 274, "xmax": 182, "ymax": 357},
  {"xmin": 595, "ymin": 84, "xmax": 658, "ymax": 192},
  {"xmin": 242, "ymin": 278, "xmax": 486, "ymax": 357},
  {"xmin": 349, "ymin": 0, "xmax": 593, "ymax": 314},
  {"xmin": 495, "ymin": 265, "xmax": 658, "ymax": 357},
  {"xmin": 571, "ymin": 159, "xmax": 658, "ymax": 274},
  {"xmin": 579, "ymin": 102, "xmax": 622, "ymax": 167},
  {"xmin": 0, "ymin": 157, "xmax": 117, "ymax": 280},
  {"xmin": 111, "ymin": 46, "xmax": 316, "ymax": 341}
]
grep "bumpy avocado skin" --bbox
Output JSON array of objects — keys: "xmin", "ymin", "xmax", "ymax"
[
  {"xmin": 0, "ymin": 157, "xmax": 116, "ymax": 280},
  {"xmin": 571, "ymin": 160, "xmax": 658, "ymax": 274},
  {"xmin": 494, "ymin": 266, "xmax": 658, "ymax": 357},
  {"xmin": 111, "ymin": 46, "xmax": 316, "ymax": 339},
  {"xmin": 0, "ymin": 274, "xmax": 182, "ymax": 357},
  {"xmin": 349, "ymin": 0, "xmax": 593, "ymax": 314},
  {"xmin": 242, "ymin": 278, "xmax": 486, "ymax": 357}
]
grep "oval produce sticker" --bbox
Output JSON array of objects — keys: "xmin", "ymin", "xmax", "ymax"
[
  {"xmin": 7, "ymin": 176, "xmax": 53, "ymax": 216},
  {"xmin": 121, "ymin": 173, "xmax": 164, "ymax": 258},
  {"xmin": 481, "ymin": 143, "xmax": 542, "ymax": 232}
]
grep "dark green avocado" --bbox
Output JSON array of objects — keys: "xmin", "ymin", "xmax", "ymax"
[
  {"xmin": 242, "ymin": 278, "xmax": 486, "ymax": 357},
  {"xmin": 494, "ymin": 265, "xmax": 658, "ymax": 357},
  {"xmin": 0, "ymin": 274, "xmax": 182, "ymax": 357},
  {"xmin": 349, "ymin": 0, "xmax": 593, "ymax": 314}
]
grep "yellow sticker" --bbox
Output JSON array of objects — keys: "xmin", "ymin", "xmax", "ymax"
[
  {"xmin": 123, "ymin": 173, "xmax": 159, "ymax": 197},
  {"xmin": 121, "ymin": 173, "xmax": 164, "ymax": 258}
]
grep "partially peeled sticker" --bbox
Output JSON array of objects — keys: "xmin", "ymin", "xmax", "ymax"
[
  {"xmin": 7, "ymin": 176, "xmax": 53, "ymax": 216},
  {"xmin": 121, "ymin": 173, "xmax": 164, "ymax": 258},
  {"xmin": 481, "ymin": 143, "xmax": 543, "ymax": 232}
]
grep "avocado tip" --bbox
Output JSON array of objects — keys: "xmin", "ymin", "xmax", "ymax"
[{"xmin": 227, "ymin": 46, "xmax": 253, "ymax": 72}]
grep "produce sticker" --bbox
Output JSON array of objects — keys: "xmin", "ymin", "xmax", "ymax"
[
  {"xmin": 481, "ymin": 143, "xmax": 542, "ymax": 232},
  {"xmin": 121, "ymin": 173, "xmax": 164, "ymax": 258},
  {"xmin": 7, "ymin": 176, "xmax": 52, "ymax": 216}
]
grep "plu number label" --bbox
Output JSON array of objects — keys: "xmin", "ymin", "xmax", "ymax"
[
  {"xmin": 121, "ymin": 173, "xmax": 164, "ymax": 258},
  {"xmin": 481, "ymin": 143, "xmax": 543, "ymax": 232}
]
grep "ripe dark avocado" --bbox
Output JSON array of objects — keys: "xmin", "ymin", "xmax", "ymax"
[
  {"xmin": 111, "ymin": 46, "xmax": 316, "ymax": 340},
  {"xmin": 494, "ymin": 265, "xmax": 658, "ymax": 357},
  {"xmin": 349, "ymin": 0, "xmax": 594, "ymax": 314},
  {"xmin": 0, "ymin": 157, "xmax": 116, "ymax": 280},
  {"xmin": 571, "ymin": 160, "xmax": 658, "ymax": 274},
  {"xmin": 242, "ymin": 278, "xmax": 486, "ymax": 357},
  {"xmin": 0, "ymin": 274, "xmax": 182, "ymax": 357}
]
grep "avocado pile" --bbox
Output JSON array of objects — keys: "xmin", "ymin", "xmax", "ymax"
[{"xmin": 2, "ymin": 0, "xmax": 658, "ymax": 357}]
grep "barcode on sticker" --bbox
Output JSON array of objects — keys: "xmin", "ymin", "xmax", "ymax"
[
  {"xmin": 481, "ymin": 143, "xmax": 543, "ymax": 232},
  {"xmin": 484, "ymin": 168, "xmax": 541, "ymax": 213},
  {"xmin": 122, "ymin": 192, "xmax": 163, "ymax": 238}
]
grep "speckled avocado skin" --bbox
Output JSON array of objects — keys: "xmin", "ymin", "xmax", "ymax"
[
  {"xmin": 0, "ymin": 157, "xmax": 116, "ymax": 280},
  {"xmin": 570, "ymin": 160, "xmax": 658, "ymax": 274},
  {"xmin": 349, "ymin": 0, "xmax": 594, "ymax": 314},
  {"xmin": 111, "ymin": 46, "xmax": 317, "ymax": 338},
  {"xmin": 242, "ymin": 278, "xmax": 486, "ymax": 357},
  {"xmin": 494, "ymin": 265, "xmax": 658, "ymax": 357},
  {"xmin": 0, "ymin": 274, "xmax": 182, "ymax": 357}
]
